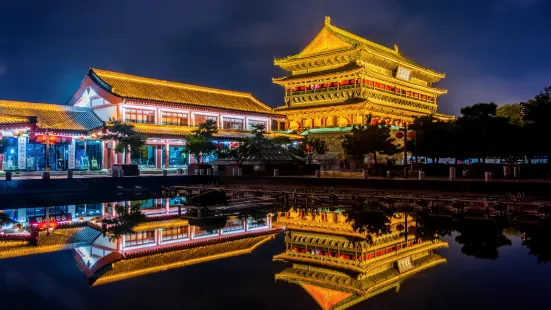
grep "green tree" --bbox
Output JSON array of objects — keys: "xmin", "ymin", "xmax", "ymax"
[
  {"xmin": 523, "ymin": 86, "xmax": 551, "ymax": 171},
  {"xmin": 217, "ymin": 137, "xmax": 259, "ymax": 167},
  {"xmin": 342, "ymin": 114, "xmax": 400, "ymax": 166},
  {"xmin": 102, "ymin": 119, "xmax": 147, "ymax": 164},
  {"xmin": 496, "ymin": 103, "xmax": 522, "ymax": 126},
  {"xmin": 184, "ymin": 119, "xmax": 218, "ymax": 163},
  {"xmin": 286, "ymin": 136, "xmax": 328, "ymax": 164},
  {"xmin": 456, "ymin": 103, "xmax": 511, "ymax": 163},
  {"xmin": 408, "ymin": 116, "xmax": 455, "ymax": 163},
  {"xmin": 102, "ymin": 204, "xmax": 147, "ymax": 241}
]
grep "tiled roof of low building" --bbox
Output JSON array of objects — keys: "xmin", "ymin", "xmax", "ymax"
[
  {"xmin": 90, "ymin": 68, "xmax": 275, "ymax": 114},
  {"xmin": 0, "ymin": 100, "xmax": 103, "ymax": 131}
]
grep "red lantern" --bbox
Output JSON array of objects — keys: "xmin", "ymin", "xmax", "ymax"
[
  {"xmin": 395, "ymin": 132, "xmax": 404, "ymax": 139},
  {"xmin": 407, "ymin": 131, "xmax": 416, "ymax": 139},
  {"xmin": 48, "ymin": 135, "xmax": 58, "ymax": 144},
  {"xmin": 37, "ymin": 221, "xmax": 47, "ymax": 230},
  {"xmin": 408, "ymin": 226, "xmax": 416, "ymax": 233},
  {"xmin": 371, "ymin": 119, "xmax": 379, "ymax": 125},
  {"xmin": 396, "ymin": 224, "xmax": 404, "ymax": 231},
  {"xmin": 36, "ymin": 135, "xmax": 47, "ymax": 143},
  {"xmin": 48, "ymin": 220, "xmax": 58, "ymax": 229}
]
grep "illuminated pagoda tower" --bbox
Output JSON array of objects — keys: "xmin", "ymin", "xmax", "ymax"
[
  {"xmin": 273, "ymin": 208, "xmax": 448, "ymax": 310},
  {"xmin": 273, "ymin": 17, "xmax": 453, "ymax": 151}
]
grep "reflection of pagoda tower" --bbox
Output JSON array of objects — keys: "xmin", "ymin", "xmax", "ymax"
[{"xmin": 273, "ymin": 208, "xmax": 448, "ymax": 310}]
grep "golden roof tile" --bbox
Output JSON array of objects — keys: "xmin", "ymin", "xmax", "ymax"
[
  {"xmin": 90, "ymin": 68, "xmax": 275, "ymax": 114},
  {"xmin": 0, "ymin": 114, "xmax": 31, "ymax": 125},
  {"xmin": 275, "ymin": 17, "xmax": 445, "ymax": 78},
  {"xmin": 0, "ymin": 100, "xmax": 103, "ymax": 132}
]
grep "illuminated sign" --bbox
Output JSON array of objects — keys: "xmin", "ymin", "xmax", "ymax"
[
  {"xmin": 29, "ymin": 214, "xmax": 72, "ymax": 226},
  {"xmin": 18, "ymin": 137, "xmax": 26, "ymax": 169},
  {"xmin": 397, "ymin": 256, "xmax": 413, "ymax": 273},
  {"xmin": 396, "ymin": 67, "xmax": 411, "ymax": 81}
]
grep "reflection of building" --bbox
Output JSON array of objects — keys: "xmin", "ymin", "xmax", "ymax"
[
  {"xmin": 0, "ymin": 68, "xmax": 299, "ymax": 172},
  {"xmin": 273, "ymin": 16, "xmax": 453, "ymax": 155},
  {"xmin": 1, "ymin": 201, "xmax": 277, "ymax": 286},
  {"xmin": 273, "ymin": 209, "xmax": 447, "ymax": 310}
]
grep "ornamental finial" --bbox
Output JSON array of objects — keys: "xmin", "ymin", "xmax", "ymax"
[
  {"xmin": 325, "ymin": 16, "xmax": 331, "ymax": 26},
  {"xmin": 394, "ymin": 44, "xmax": 399, "ymax": 53}
]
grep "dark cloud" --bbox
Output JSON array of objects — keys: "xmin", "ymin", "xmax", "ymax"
[{"xmin": 0, "ymin": 0, "xmax": 550, "ymax": 115}]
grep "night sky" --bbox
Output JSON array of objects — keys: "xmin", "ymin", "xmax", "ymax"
[{"xmin": 1, "ymin": 0, "xmax": 550, "ymax": 116}]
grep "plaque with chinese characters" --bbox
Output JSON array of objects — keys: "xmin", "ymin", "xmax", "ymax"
[{"xmin": 396, "ymin": 67, "xmax": 411, "ymax": 81}]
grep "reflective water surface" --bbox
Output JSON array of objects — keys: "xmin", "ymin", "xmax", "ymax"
[{"xmin": 1, "ymin": 188, "xmax": 551, "ymax": 310}]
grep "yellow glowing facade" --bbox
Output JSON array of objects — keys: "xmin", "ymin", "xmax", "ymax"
[{"xmin": 273, "ymin": 16, "xmax": 453, "ymax": 133}]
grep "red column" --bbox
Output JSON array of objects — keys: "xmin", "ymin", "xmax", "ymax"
[{"xmin": 156, "ymin": 146, "xmax": 162, "ymax": 169}]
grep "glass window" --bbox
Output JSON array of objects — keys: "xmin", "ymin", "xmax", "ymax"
[
  {"xmin": 125, "ymin": 231, "xmax": 155, "ymax": 246},
  {"xmin": 162, "ymin": 111, "xmax": 189, "ymax": 126},
  {"xmin": 75, "ymin": 141, "xmax": 102, "ymax": 170},
  {"xmin": 248, "ymin": 120, "xmax": 267, "ymax": 130},
  {"xmin": 131, "ymin": 145, "xmax": 156, "ymax": 168},
  {"xmin": 0, "ymin": 137, "xmax": 19, "ymax": 171},
  {"xmin": 124, "ymin": 108, "xmax": 155, "ymax": 124},
  {"xmin": 163, "ymin": 146, "xmax": 188, "ymax": 167},
  {"xmin": 194, "ymin": 114, "xmax": 218, "ymax": 126},
  {"xmin": 162, "ymin": 226, "xmax": 188, "ymax": 241},
  {"xmin": 222, "ymin": 117, "xmax": 244, "ymax": 130}
]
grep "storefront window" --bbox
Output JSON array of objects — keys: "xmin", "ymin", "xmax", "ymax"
[
  {"xmin": 131, "ymin": 145, "xmax": 156, "ymax": 168},
  {"xmin": 248, "ymin": 120, "xmax": 267, "ymax": 130},
  {"xmin": 75, "ymin": 141, "xmax": 102, "ymax": 170},
  {"xmin": 162, "ymin": 112, "xmax": 188, "ymax": 126},
  {"xmin": 162, "ymin": 146, "xmax": 188, "ymax": 167},
  {"xmin": 0, "ymin": 138, "xmax": 19, "ymax": 171},
  {"xmin": 26, "ymin": 143, "xmax": 46, "ymax": 171},
  {"xmin": 194, "ymin": 114, "xmax": 218, "ymax": 127},
  {"xmin": 223, "ymin": 118, "xmax": 244, "ymax": 130},
  {"xmin": 124, "ymin": 108, "xmax": 155, "ymax": 124}
]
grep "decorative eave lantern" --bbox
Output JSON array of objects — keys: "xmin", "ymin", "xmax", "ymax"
[
  {"xmin": 395, "ymin": 131, "xmax": 404, "ymax": 139},
  {"xmin": 407, "ymin": 131, "xmax": 416, "ymax": 139}
]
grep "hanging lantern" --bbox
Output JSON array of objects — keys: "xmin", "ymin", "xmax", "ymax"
[
  {"xmin": 37, "ymin": 221, "xmax": 47, "ymax": 230},
  {"xmin": 36, "ymin": 135, "xmax": 47, "ymax": 143},
  {"xmin": 407, "ymin": 131, "xmax": 416, "ymax": 139},
  {"xmin": 396, "ymin": 224, "xmax": 404, "ymax": 231},
  {"xmin": 371, "ymin": 119, "xmax": 379, "ymax": 125},
  {"xmin": 91, "ymin": 134, "xmax": 97, "ymax": 139},
  {"xmin": 48, "ymin": 220, "xmax": 59, "ymax": 229},
  {"xmin": 408, "ymin": 226, "xmax": 416, "ymax": 233},
  {"xmin": 395, "ymin": 131, "xmax": 404, "ymax": 139},
  {"xmin": 48, "ymin": 136, "xmax": 59, "ymax": 144},
  {"xmin": 12, "ymin": 131, "xmax": 20, "ymax": 138},
  {"xmin": 79, "ymin": 135, "xmax": 85, "ymax": 141}
]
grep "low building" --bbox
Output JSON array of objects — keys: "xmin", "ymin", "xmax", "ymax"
[{"xmin": 0, "ymin": 68, "xmax": 300, "ymax": 172}]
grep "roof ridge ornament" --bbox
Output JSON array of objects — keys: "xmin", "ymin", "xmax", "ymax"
[
  {"xmin": 325, "ymin": 16, "xmax": 331, "ymax": 26},
  {"xmin": 394, "ymin": 44, "xmax": 399, "ymax": 53}
]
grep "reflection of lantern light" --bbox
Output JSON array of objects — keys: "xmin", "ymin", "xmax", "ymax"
[{"xmin": 395, "ymin": 132, "xmax": 404, "ymax": 139}]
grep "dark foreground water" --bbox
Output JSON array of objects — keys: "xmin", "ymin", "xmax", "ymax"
[{"xmin": 1, "ymin": 231, "xmax": 551, "ymax": 310}]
